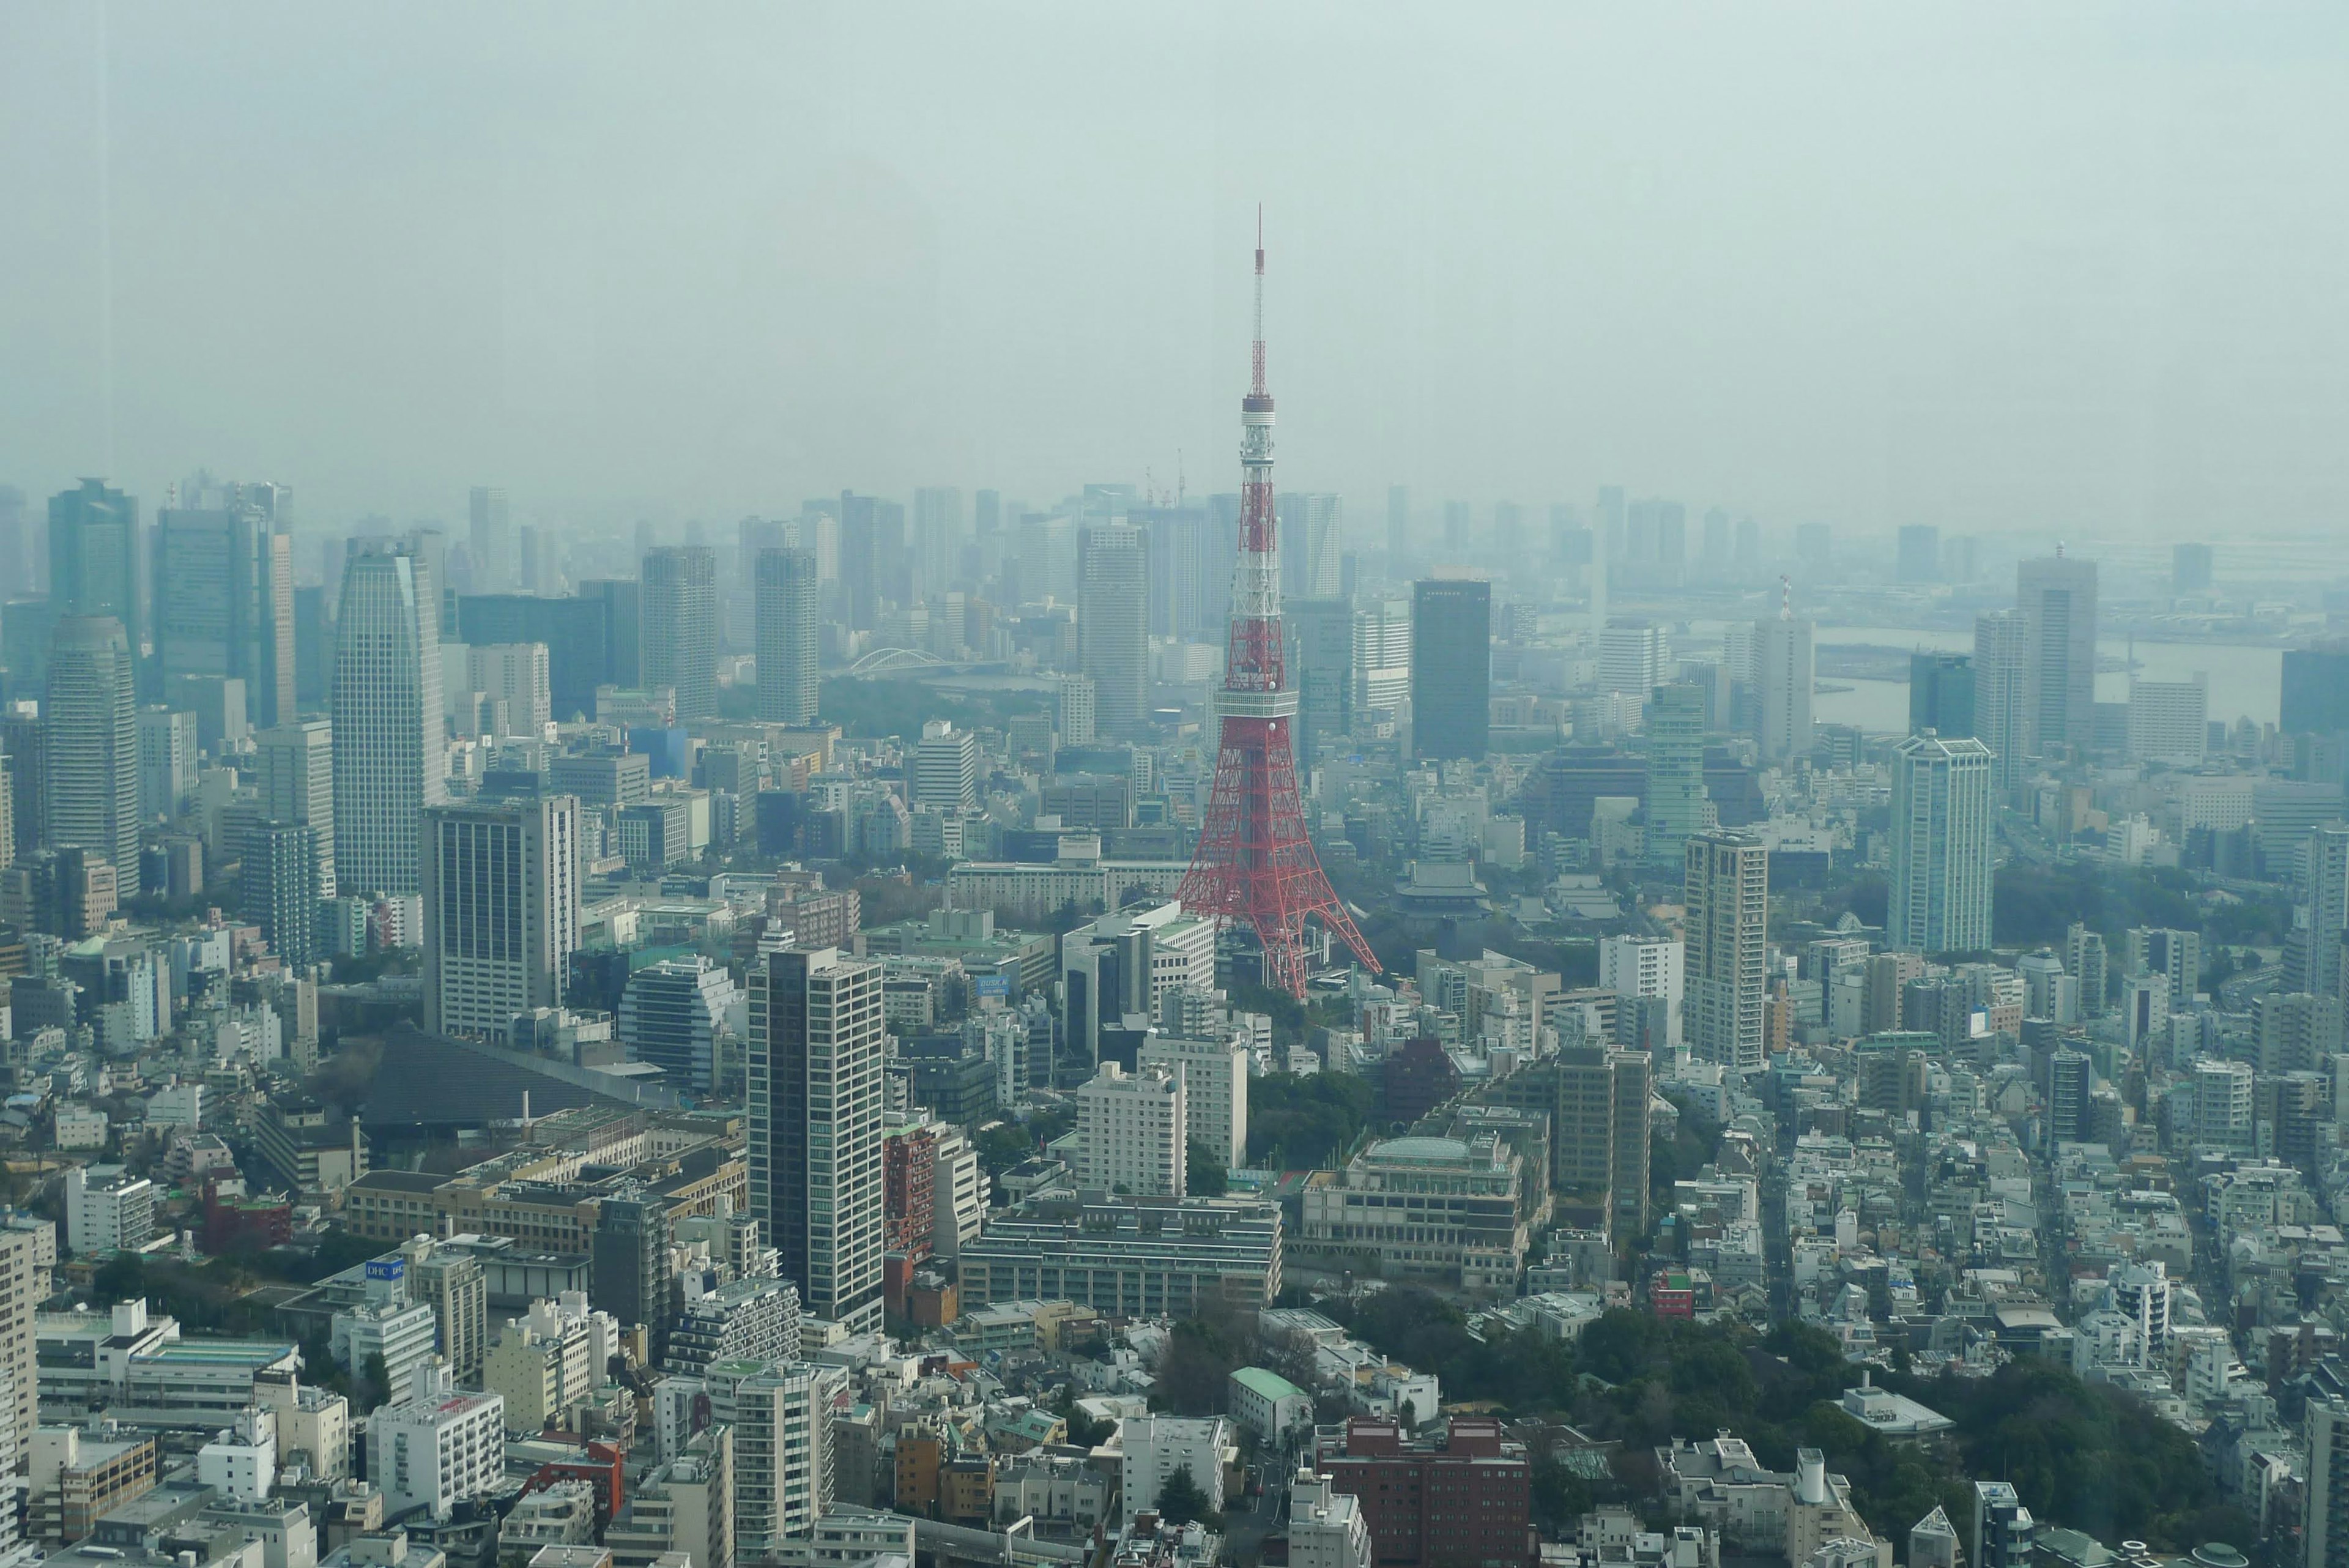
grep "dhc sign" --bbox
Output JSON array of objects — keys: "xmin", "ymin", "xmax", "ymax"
[{"xmin": 365, "ymin": 1260, "xmax": 405, "ymax": 1283}]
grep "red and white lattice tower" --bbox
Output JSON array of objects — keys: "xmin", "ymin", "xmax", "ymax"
[{"xmin": 1176, "ymin": 215, "xmax": 1380, "ymax": 997}]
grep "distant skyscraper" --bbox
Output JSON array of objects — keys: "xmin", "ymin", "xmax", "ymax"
[
  {"xmin": 422, "ymin": 793, "xmax": 581, "ymax": 1037},
  {"xmin": 1277, "ymin": 493, "xmax": 1343, "ymax": 600},
  {"xmin": 1594, "ymin": 486, "xmax": 1627, "ymax": 560},
  {"xmin": 1386, "ymin": 485, "xmax": 1409, "ymax": 559},
  {"xmin": 2172, "ymin": 541, "xmax": 2214, "ymax": 596},
  {"xmin": 43, "ymin": 616, "xmax": 141, "ymax": 896},
  {"xmin": 1598, "ymin": 620, "xmax": 1666, "ymax": 697},
  {"xmin": 1685, "ymin": 830, "xmax": 1768, "ymax": 1073},
  {"xmin": 836, "ymin": 492, "xmax": 906, "ymax": 629},
  {"xmin": 1286, "ymin": 596, "xmax": 1354, "ymax": 770},
  {"xmin": 464, "ymin": 644, "xmax": 552, "ymax": 737},
  {"xmin": 1754, "ymin": 612, "xmax": 1814, "ymax": 762},
  {"xmin": 911, "ymin": 486, "xmax": 963, "ymax": 601},
  {"xmin": 156, "ymin": 485, "xmax": 296, "ymax": 729},
  {"xmin": 245, "ymin": 822, "xmax": 320, "ymax": 971},
  {"xmin": 1352, "ymin": 597, "xmax": 1412, "ymax": 729},
  {"xmin": 1138, "ymin": 505, "xmax": 1218, "ymax": 643},
  {"xmin": 1973, "ymin": 611, "xmax": 2028, "ymax": 789},
  {"xmin": 48, "ymin": 480, "xmax": 141, "ymax": 659},
  {"xmin": 332, "ymin": 542, "xmax": 446, "ymax": 897},
  {"xmin": 1701, "ymin": 509, "xmax": 1731, "ymax": 579},
  {"xmin": 1644, "ymin": 682, "xmax": 1711, "ymax": 869},
  {"xmin": 1733, "ymin": 516, "xmax": 1760, "ymax": 574},
  {"xmin": 1896, "ymin": 524, "xmax": 1941, "ymax": 584},
  {"xmin": 1888, "ymin": 733, "xmax": 1995, "ymax": 954},
  {"xmin": 2281, "ymin": 645, "xmax": 2349, "ymax": 739},
  {"xmin": 642, "ymin": 546, "xmax": 718, "ymax": 721},
  {"xmin": 1077, "ymin": 524, "xmax": 1148, "ymax": 738},
  {"xmin": 1411, "ymin": 578, "xmax": 1490, "ymax": 762},
  {"xmin": 469, "ymin": 486, "xmax": 510, "ymax": 591},
  {"xmin": 748, "ymin": 946, "xmax": 886, "ymax": 1333},
  {"xmin": 1056, "ymin": 674, "xmax": 1097, "ymax": 747},
  {"xmin": 2016, "ymin": 554, "xmax": 2098, "ymax": 756},
  {"xmin": 256, "ymin": 719, "xmax": 336, "ymax": 897},
  {"xmin": 1441, "ymin": 501, "xmax": 1471, "ymax": 553},
  {"xmin": 974, "ymin": 489, "xmax": 1001, "ymax": 536},
  {"xmin": 1909, "ymin": 652, "xmax": 1976, "ymax": 738},
  {"xmin": 755, "ymin": 547, "xmax": 818, "ymax": 726}
]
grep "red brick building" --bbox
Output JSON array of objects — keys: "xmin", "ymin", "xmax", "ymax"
[
  {"xmin": 885, "ymin": 1124, "xmax": 938, "ymax": 1257},
  {"xmin": 1316, "ymin": 1416, "xmax": 1533, "ymax": 1568},
  {"xmin": 1382, "ymin": 1038, "xmax": 1463, "ymax": 1129}
]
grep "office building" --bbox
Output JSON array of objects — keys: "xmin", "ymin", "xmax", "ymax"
[
  {"xmin": 1352, "ymin": 596, "xmax": 1412, "ymax": 729},
  {"xmin": 1908, "ymin": 653, "xmax": 1975, "ymax": 738},
  {"xmin": 333, "ymin": 543, "xmax": 446, "ymax": 897},
  {"xmin": 2173, "ymin": 541, "xmax": 2213, "ymax": 596},
  {"xmin": 256, "ymin": 720, "xmax": 335, "ymax": 897},
  {"xmin": 1896, "ymin": 524, "xmax": 1940, "ymax": 584},
  {"xmin": 2193, "ymin": 1058, "xmax": 2255, "ymax": 1153},
  {"xmin": 1078, "ymin": 524, "xmax": 1149, "ymax": 738},
  {"xmin": 748, "ymin": 948, "xmax": 885, "ymax": 1332},
  {"xmin": 1598, "ymin": 621, "xmax": 1666, "ymax": 697},
  {"xmin": 1139, "ymin": 1033, "xmax": 1250, "ymax": 1170},
  {"xmin": 911, "ymin": 720, "xmax": 979, "ymax": 812},
  {"xmin": 45, "ymin": 617, "xmax": 143, "ymax": 897},
  {"xmin": 619, "ymin": 956, "xmax": 740, "ymax": 1094},
  {"xmin": 65, "ymin": 1163, "xmax": 155, "ymax": 1254},
  {"xmin": 1059, "ymin": 902, "xmax": 1217, "ymax": 1071},
  {"xmin": 469, "ymin": 486, "xmax": 511, "ymax": 590},
  {"xmin": 137, "ymin": 706, "xmax": 196, "ymax": 822},
  {"xmin": 1887, "ymin": 734, "xmax": 1995, "ymax": 954},
  {"xmin": 1411, "ymin": 578, "xmax": 1490, "ymax": 760},
  {"xmin": 2126, "ymin": 927, "xmax": 2202, "ymax": 1007},
  {"xmin": 1316, "ymin": 1417, "xmax": 1532, "ymax": 1568},
  {"xmin": 1073, "ymin": 1061, "xmax": 1186, "ymax": 1197},
  {"xmin": 1686, "ymin": 831, "xmax": 1768, "ymax": 1072},
  {"xmin": 2017, "ymin": 554, "xmax": 2098, "ymax": 754},
  {"xmin": 421, "ymin": 794, "xmax": 581, "ymax": 1038},
  {"xmin": 642, "ymin": 546, "xmax": 719, "ymax": 721},
  {"xmin": 755, "ymin": 546, "xmax": 819, "ymax": 725},
  {"xmin": 368, "ymin": 1363, "xmax": 505, "ymax": 1523},
  {"xmin": 2283, "ymin": 645, "xmax": 2349, "ymax": 739},
  {"xmin": 1754, "ymin": 612, "xmax": 1814, "ymax": 763},
  {"xmin": 1644, "ymin": 682, "xmax": 1710, "ymax": 869},
  {"xmin": 456, "ymin": 590, "xmax": 629, "ymax": 719},
  {"xmin": 1287, "ymin": 596, "xmax": 1355, "ymax": 768},
  {"xmin": 957, "ymin": 1194, "xmax": 1283, "ymax": 1314},
  {"xmin": 1386, "ymin": 485, "xmax": 1410, "ymax": 558},
  {"xmin": 154, "ymin": 490, "xmax": 297, "ymax": 729},
  {"xmin": 2126, "ymin": 675, "xmax": 2208, "ymax": 764},
  {"xmin": 48, "ymin": 479, "xmax": 141, "ymax": 656},
  {"xmin": 1056, "ymin": 674, "xmax": 1097, "ymax": 747},
  {"xmin": 591, "ymin": 1191, "xmax": 672, "ymax": 1365},
  {"xmin": 464, "ymin": 643, "xmax": 552, "ymax": 736},
  {"xmin": 1279, "ymin": 492, "xmax": 1345, "ymax": 600}
]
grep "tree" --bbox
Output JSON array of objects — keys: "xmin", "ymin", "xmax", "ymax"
[
  {"xmin": 1153, "ymin": 1467, "xmax": 1218, "ymax": 1528},
  {"xmin": 91, "ymin": 1251, "xmax": 146, "ymax": 1305},
  {"xmin": 1186, "ymin": 1141, "xmax": 1228, "ymax": 1197},
  {"xmin": 363, "ymin": 1351, "xmax": 391, "ymax": 1406}
]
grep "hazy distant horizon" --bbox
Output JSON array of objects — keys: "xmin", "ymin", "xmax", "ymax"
[{"xmin": 6, "ymin": 4, "xmax": 2347, "ymax": 542}]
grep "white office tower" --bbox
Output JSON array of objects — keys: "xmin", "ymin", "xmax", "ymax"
[
  {"xmin": 1599, "ymin": 934, "xmax": 1685, "ymax": 1047},
  {"xmin": 707, "ymin": 1359, "xmax": 844, "ymax": 1555},
  {"xmin": 748, "ymin": 948, "xmax": 885, "ymax": 1332},
  {"xmin": 43, "ymin": 616, "xmax": 143, "ymax": 896},
  {"xmin": 1278, "ymin": 492, "xmax": 1345, "ymax": 599},
  {"xmin": 1352, "ymin": 596, "xmax": 1412, "ymax": 731},
  {"xmin": 1140, "ymin": 1033, "xmax": 1250, "ymax": 1170},
  {"xmin": 2017, "ymin": 553, "xmax": 2098, "ymax": 755},
  {"xmin": 912, "ymin": 719, "xmax": 979, "ymax": 812},
  {"xmin": 421, "ymin": 794, "xmax": 581, "ymax": 1038},
  {"xmin": 1887, "ymin": 734, "xmax": 1995, "ymax": 955},
  {"xmin": 1057, "ymin": 674, "xmax": 1098, "ymax": 746},
  {"xmin": 1078, "ymin": 523, "xmax": 1149, "ymax": 737},
  {"xmin": 333, "ymin": 542, "xmax": 446, "ymax": 897},
  {"xmin": 464, "ymin": 643, "xmax": 552, "ymax": 735},
  {"xmin": 2303, "ymin": 825, "xmax": 2349, "ymax": 1000},
  {"xmin": 620, "ymin": 957, "xmax": 740, "ymax": 1096},
  {"xmin": 256, "ymin": 719, "xmax": 336, "ymax": 897},
  {"xmin": 1597, "ymin": 620, "xmax": 1667, "ymax": 696},
  {"xmin": 368, "ymin": 1362, "xmax": 505, "ymax": 1522},
  {"xmin": 755, "ymin": 546, "xmax": 820, "ymax": 725},
  {"xmin": 1754, "ymin": 610, "xmax": 1814, "ymax": 763},
  {"xmin": 1061, "ymin": 902, "xmax": 1219, "ymax": 1068},
  {"xmin": 1685, "ymin": 830, "xmax": 1768, "ymax": 1073},
  {"xmin": 2126, "ymin": 675, "xmax": 2208, "ymax": 765},
  {"xmin": 2192, "ymin": 1057, "xmax": 2255, "ymax": 1153},
  {"xmin": 1074, "ymin": 1061, "xmax": 1186, "ymax": 1196},
  {"xmin": 469, "ymin": 486, "xmax": 511, "ymax": 590}
]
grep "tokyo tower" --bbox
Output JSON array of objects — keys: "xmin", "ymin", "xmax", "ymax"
[{"xmin": 1176, "ymin": 215, "xmax": 1381, "ymax": 997}]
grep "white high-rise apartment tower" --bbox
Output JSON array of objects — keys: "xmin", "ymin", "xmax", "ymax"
[
  {"xmin": 1973, "ymin": 610, "xmax": 2030, "ymax": 790},
  {"xmin": 44, "ymin": 616, "xmax": 143, "ymax": 896},
  {"xmin": 1685, "ymin": 830, "xmax": 1768, "ymax": 1072},
  {"xmin": 1074, "ymin": 1061, "xmax": 1186, "ymax": 1196},
  {"xmin": 755, "ymin": 546, "xmax": 819, "ymax": 725},
  {"xmin": 1754, "ymin": 606, "xmax": 1814, "ymax": 763},
  {"xmin": 1599, "ymin": 934, "xmax": 1685, "ymax": 1047},
  {"xmin": 748, "ymin": 947, "xmax": 885, "ymax": 1332},
  {"xmin": 1887, "ymin": 733, "xmax": 1995, "ymax": 954},
  {"xmin": 333, "ymin": 542, "xmax": 445, "ymax": 897},
  {"xmin": 1140, "ymin": 1033, "xmax": 1250, "ymax": 1170},
  {"xmin": 2017, "ymin": 553, "xmax": 2098, "ymax": 755},
  {"xmin": 911, "ymin": 720, "xmax": 979, "ymax": 813},
  {"xmin": 422, "ymin": 794, "xmax": 581, "ymax": 1037}
]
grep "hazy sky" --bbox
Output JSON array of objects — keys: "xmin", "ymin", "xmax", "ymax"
[{"xmin": 5, "ymin": 3, "xmax": 2347, "ymax": 544}]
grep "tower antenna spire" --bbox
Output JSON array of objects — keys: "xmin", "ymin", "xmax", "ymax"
[{"xmin": 1251, "ymin": 205, "xmax": 1267, "ymax": 397}]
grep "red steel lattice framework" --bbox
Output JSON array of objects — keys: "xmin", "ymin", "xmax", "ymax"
[{"xmin": 1176, "ymin": 217, "xmax": 1379, "ymax": 997}]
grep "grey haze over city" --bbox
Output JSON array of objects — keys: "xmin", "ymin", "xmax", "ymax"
[{"xmin": 7, "ymin": 2, "xmax": 2349, "ymax": 541}]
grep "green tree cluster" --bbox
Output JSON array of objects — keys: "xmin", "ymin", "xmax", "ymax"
[{"xmin": 1247, "ymin": 1072, "xmax": 1373, "ymax": 1169}]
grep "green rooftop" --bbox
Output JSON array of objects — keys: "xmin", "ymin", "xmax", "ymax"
[{"xmin": 1231, "ymin": 1365, "xmax": 1307, "ymax": 1402}]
